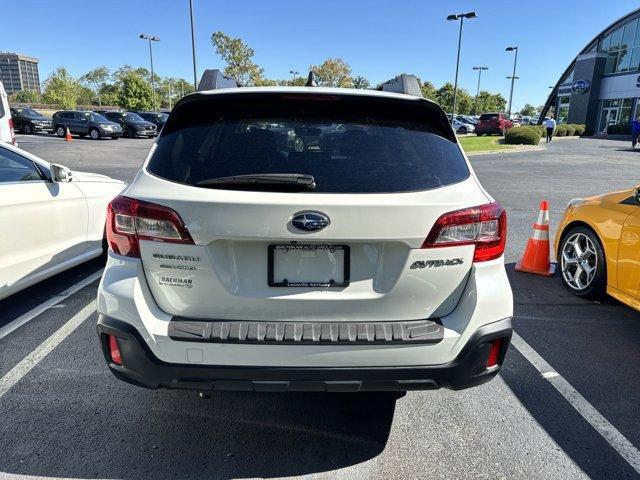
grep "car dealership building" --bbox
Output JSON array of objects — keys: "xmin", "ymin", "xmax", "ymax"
[{"xmin": 542, "ymin": 7, "xmax": 640, "ymax": 133}]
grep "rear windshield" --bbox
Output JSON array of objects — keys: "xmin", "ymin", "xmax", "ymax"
[
  {"xmin": 147, "ymin": 94, "xmax": 469, "ymax": 193},
  {"xmin": 480, "ymin": 114, "xmax": 499, "ymax": 121}
]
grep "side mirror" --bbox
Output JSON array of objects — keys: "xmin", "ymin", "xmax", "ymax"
[
  {"xmin": 50, "ymin": 164, "xmax": 72, "ymax": 183},
  {"xmin": 635, "ymin": 186, "xmax": 640, "ymax": 205}
]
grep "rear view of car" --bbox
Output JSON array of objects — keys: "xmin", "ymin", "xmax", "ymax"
[
  {"xmin": 0, "ymin": 81, "xmax": 17, "ymax": 145},
  {"xmin": 476, "ymin": 113, "xmax": 513, "ymax": 136},
  {"xmin": 97, "ymin": 82, "xmax": 513, "ymax": 392}
]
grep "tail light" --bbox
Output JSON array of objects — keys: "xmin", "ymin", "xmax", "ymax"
[
  {"xmin": 8, "ymin": 118, "xmax": 16, "ymax": 145},
  {"xmin": 106, "ymin": 195, "xmax": 194, "ymax": 258},
  {"xmin": 422, "ymin": 202, "xmax": 507, "ymax": 262},
  {"xmin": 486, "ymin": 338, "xmax": 503, "ymax": 367},
  {"xmin": 107, "ymin": 334, "xmax": 123, "ymax": 366}
]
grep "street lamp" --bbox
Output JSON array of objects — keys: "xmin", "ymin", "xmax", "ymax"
[
  {"xmin": 447, "ymin": 11, "xmax": 477, "ymax": 120},
  {"xmin": 472, "ymin": 66, "xmax": 488, "ymax": 116},
  {"xmin": 290, "ymin": 70, "xmax": 299, "ymax": 82},
  {"xmin": 506, "ymin": 46, "xmax": 519, "ymax": 117},
  {"xmin": 139, "ymin": 34, "xmax": 160, "ymax": 111},
  {"xmin": 188, "ymin": 0, "xmax": 197, "ymax": 90}
]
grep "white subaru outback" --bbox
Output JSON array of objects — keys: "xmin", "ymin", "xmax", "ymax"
[{"xmin": 97, "ymin": 77, "xmax": 513, "ymax": 392}]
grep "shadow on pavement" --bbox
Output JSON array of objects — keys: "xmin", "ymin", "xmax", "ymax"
[
  {"xmin": 501, "ymin": 262, "xmax": 640, "ymax": 479},
  {"xmin": 0, "ymin": 344, "xmax": 398, "ymax": 480}
]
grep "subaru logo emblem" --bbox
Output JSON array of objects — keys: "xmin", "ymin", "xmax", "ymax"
[
  {"xmin": 571, "ymin": 79, "xmax": 590, "ymax": 94},
  {"xmin": 291, "ymin": 211, "xmax": 330, "ymax": 232}
]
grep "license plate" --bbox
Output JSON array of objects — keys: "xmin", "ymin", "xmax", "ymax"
[{"xmin": 268, "ymin": 244, "xmax": 350, "ymax": 287}]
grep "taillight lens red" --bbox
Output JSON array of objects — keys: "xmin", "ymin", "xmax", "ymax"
[
  {"xmin": 106, "ymin": 195, "xmax": 194, "ymax": 258},
  {"xmin": 107, "ymin": 334, "xmax": 123, "ymax": 366},
  {"xmin": 422, "ymin": 202, "xmax": 507, "ymax": 262},
  {"xmin": 8, "ymin": 118, "xmax": 16, "ymax": 145},
  {"xmin": 487, "ymin": 338, "xmax": 503, "ymax": 367}
]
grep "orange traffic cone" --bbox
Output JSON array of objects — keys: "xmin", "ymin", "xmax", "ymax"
[
  {"xmin": 515, "ymin": 200, "xmax": 556, "ymax": 276},
  {"xmin": 65, "ymin": 127, "xmax": 72, "ymax": 142}
]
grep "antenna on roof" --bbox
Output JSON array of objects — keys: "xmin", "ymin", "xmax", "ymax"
[
  {"xmin": 378, "ymin": 74, "xmax": 423, "ymax": 97},
  {"xmin": 305, "ymin": 71, "xmax": 318, "ymax": 87},
  {"xmin": 197, "ymin": 69, "xmax": 241, "ymax": 91}
]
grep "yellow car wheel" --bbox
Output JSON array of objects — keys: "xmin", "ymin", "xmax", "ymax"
[{"xmin": 559, "ymin": 226, "xmax": 607, "ymax": 300}]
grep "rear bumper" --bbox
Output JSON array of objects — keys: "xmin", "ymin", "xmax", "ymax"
[{"xmin": 97, "ymin": 315, "xmax": 512, "ymax": 392}]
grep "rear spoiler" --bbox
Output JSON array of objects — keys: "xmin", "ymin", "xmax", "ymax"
[{"xmin": 197, "ymin": 70, "xmax": 423, "ymax": 97}]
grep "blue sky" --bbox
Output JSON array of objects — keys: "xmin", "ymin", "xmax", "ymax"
[{"xmin": 2, "ymin": 0, "xmax": 638, "ymax": 110}]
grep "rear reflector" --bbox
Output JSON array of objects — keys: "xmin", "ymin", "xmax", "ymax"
[
  {"xmin": 487, "ymin": 338, "xmax": 503, "ymax": 367},
  {"xmin": 422, "ymin": 202, "xmax": 507, "ymax": 262},
  {"xmin": 106, "ymin": 196, "xmax": 194, "ymax": 258},
  {"xmin": 107, "ymin": 334, "xmax": 123, "ymax": 366}
]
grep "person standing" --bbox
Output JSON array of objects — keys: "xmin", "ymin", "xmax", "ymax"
[
  {"xmin": 631, "ymin": 116, "xmax": 640, "ymax": 148},
  {"xmin": 544, "ymin": 115, "xmax": 556, "ymax": 143}
]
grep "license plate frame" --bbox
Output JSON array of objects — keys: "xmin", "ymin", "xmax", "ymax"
[{"xmin": 268, "ymin": 244, "xmax": 350, "ymax": 288}]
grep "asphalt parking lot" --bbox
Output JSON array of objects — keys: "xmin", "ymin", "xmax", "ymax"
[{"xmin": 1, "ymin": 133, "xmax": 640, "ymax": 479}]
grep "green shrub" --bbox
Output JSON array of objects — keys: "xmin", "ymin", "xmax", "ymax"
[
  {"xmin": 564, "ymin": 125, "xmax": 576, "ymax": 136},
  {"xmin": 571, "ymin": 124, "xmax": 585, "ymax": 135},
  {"xmin": 583, "ymin": 125, "xmax": 595, "ymax": 136},
  {"xmin": 504, "ymin": 126, "xmax": 541, "ymax": 145},
  {"xmin": 555, "ymin": 125, "xmax": 568, "ymax": 137}
]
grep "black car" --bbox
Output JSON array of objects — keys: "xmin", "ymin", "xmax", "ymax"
[
  {"xmin": 52, "ymin": 110, "xmax": 123, "ymax": 140},
  {"xmin": 10, "ymin": 107, "xmax": 53, "ymax": 134},
  {"xmin": 101, "ymin": 111, "xmax": 157, "ymax": 138},
  {"xmin": 135, "ymin": 112, "xmax": 168, "ymax": 132}
]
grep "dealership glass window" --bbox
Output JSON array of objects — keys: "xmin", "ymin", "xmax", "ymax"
[
  {"xmin": 622, "ymin": 20, "xmax": 637, "ymax": 48},
  {"xmin": 599, "ymin": 34, "xmax": 611, "ymax": 52},
  {"xmin": 605, "ymin": 51, "xmax": 618, "ymax": 74},
  {"xmin": 557, "ymin": 96, "xmax": 571, "ymax": 124}
]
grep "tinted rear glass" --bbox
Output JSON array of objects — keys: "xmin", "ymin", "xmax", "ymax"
[
  {"xmin": 147, "ymin": 94, "xmax": 468, "ymax": 193},
  {"xmin": 480, "ymin": 114, "xmax": 499, "ymax": 121}
]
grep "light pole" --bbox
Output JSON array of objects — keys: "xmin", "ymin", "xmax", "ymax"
[
  {"xmin": 189, "ymin": 0, "xmax": 197, "ymax": 89},
  {"xmin": 139, "ymin": 34, "xmax": 160, "ymax": 111},
  {"xmin": 447, "ymin": 11, "xmax": 477, "ymax": 120},
  {"xmin": 506, "ymin": 46, "xmax": 519, "ymax": 117},
  {"xmin": 290, "ymin": 70, "xmax": 299, "ymax": 82},
  {"xmin": 472, "ymin": 66, "xmax": 488, "ymax": 116}
]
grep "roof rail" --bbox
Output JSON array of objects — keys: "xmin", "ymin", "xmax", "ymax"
[
  {"xmin": 378, "ymin": 74, "xmax": 423, "ymax": 97},
  {"xmin": 197, "ymin": 69, "xmax": 241, "ymax": 91}
]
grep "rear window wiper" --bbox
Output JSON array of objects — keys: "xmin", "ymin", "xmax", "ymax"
[{"xmin": 196, "ymin": 173, "xmax": 316, "ymax": 192}]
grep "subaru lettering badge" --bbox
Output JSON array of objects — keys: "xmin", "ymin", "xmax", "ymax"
[{"xmin": 291, "ymin": 211, "xmax": 330, "ymax": 232}]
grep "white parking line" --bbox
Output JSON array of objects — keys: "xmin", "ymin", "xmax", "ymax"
[
  {"xmin": 0, "ymin": 300, "xmax": 96, "ymax": 400},
  {"xmin": 511, "ymin": 331, "xmax": 640, "ymax": 474},
  {"xmin": 0, "ymin": 270, "xmax": 102, "ymax": 341}
]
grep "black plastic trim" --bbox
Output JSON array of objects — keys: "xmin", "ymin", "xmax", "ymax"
[{"xmin": 97, "ymin": 315, "xmax": 512, "ymax": 392}]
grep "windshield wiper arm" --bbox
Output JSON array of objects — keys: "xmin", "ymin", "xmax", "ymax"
[{"xmin": 196, "ymin": 173, "xmax": 316, "ymax": 191}]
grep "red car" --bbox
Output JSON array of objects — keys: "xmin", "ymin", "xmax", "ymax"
[{"xmin": 475, "ymin": 113, "xmax": 513, "ymax": 136}]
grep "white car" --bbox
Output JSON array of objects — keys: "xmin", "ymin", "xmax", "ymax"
[
  {"xmin": 0, "ymin": 81, "xmax": 17, "ymax": 145},
  {"xmin": 451, "ymin": 118, "xmax": 475, "ymax": 134},
  {"xmin": 0, "ymin": 142, "xmax": 125, "ymax": 300},
  {"xmin": 97, "ymin": 79, "xmax": 513, "ymax": 392}
]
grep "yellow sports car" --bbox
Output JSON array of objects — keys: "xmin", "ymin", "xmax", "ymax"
[{"xmin": 555, "ymin": 185, "xmax": 640, "ymax": 312}]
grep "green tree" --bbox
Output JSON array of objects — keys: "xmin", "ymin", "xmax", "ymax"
[
  {"xmin": 42, "ymin": 67, "xmax": 81, "ymax": 109},
  {"xmin": 116, "ymin": 71, "xmax": 153, "ymax": 110},
  {"xmin": 420, "ymin": 80, "xmax": 437, "ymax": 100},
  {"xmin": 519, "ymin": 104, "xmax": 537, "ymax": 116},
  {"xmin": 352, "ymin": 75, "xmax": 371, "ymax": 89},
  {"xmin": 309, "ymin": 58, "xmax": 352, "ymax": 87},
  {"xmin": 10, "ymin": 89, "xmax": 41, "ymax": 104},
  {"xmin": 99, "ymin": 84, "xmax": 119, "ymax": 107},
  {"xmin": 80, "ymin": 66, "xmax": 109, "ymax": 106},
  {"xmin": 77, "ymin": 85, "xmax": 95, "ymax": 105},
  {"xmin": 211, "ymin": 31, "xmax": 264, "ymax": 86}
]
